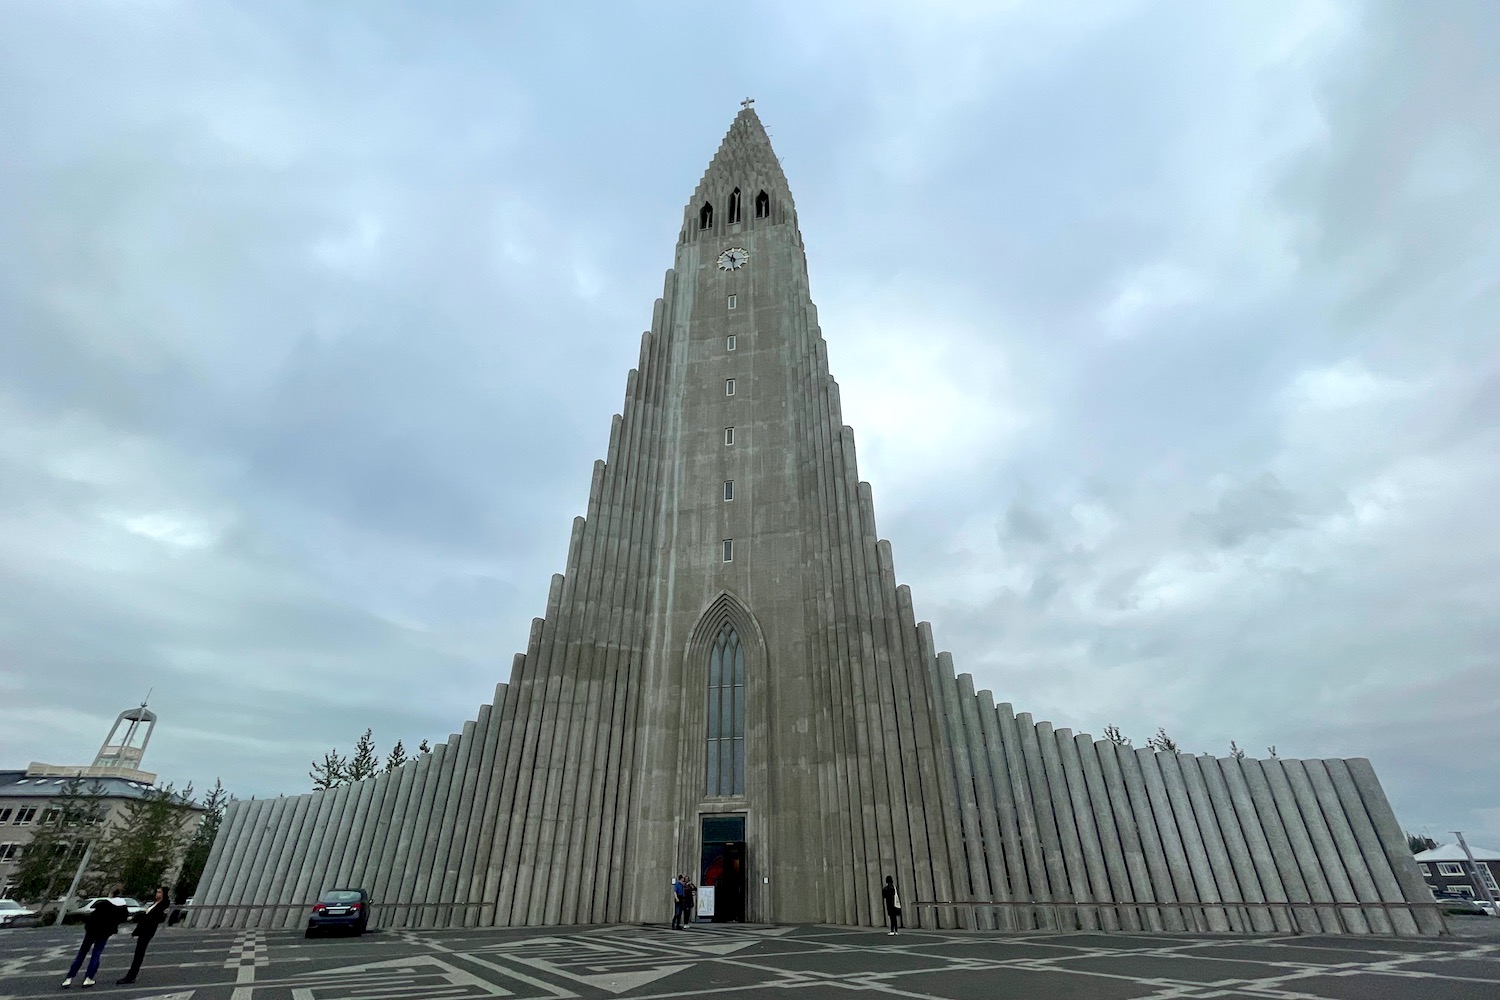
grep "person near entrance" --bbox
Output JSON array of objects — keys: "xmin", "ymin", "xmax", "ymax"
[
  {"xmin": 683, "ymin": 877, "xmax": 697, "ymax": 928},
  {"xmin": 671, "ymin": 875, "xmax": 686, "ymax": 929},
  {"xmin": 882, "ymin": 875, "xmax": 902, "ymax": 935}
]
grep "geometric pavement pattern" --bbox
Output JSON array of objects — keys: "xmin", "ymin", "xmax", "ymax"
[{"xmin": 2, "ymin": 920, "xmax": 1498, "ymax": 1000}]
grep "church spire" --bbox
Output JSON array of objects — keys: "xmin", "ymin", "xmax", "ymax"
[{"xmin": 683, "ymin": 103, "xmax": 795, "ymax": 240}]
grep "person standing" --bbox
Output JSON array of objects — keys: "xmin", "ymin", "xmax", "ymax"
[
  {"xmin": 682, "ymin": 877, "xmax": 697, "ymax": 929},
  {"xmin": 62, "ymin": 889, "xmax": 129, "ymax": 988},
  {"xmin": 117, "ymin": 886, "xmax": 170, "ymax": 985},
  {"xmin": 881, "ymin": 875, "xmax": 902, "ymax": 936},
  {"xmin": 671, "ymin": 875, "xmax": 685, "ymax": 929}
]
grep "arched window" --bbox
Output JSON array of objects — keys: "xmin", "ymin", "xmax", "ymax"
[
  {"xmin": 727, "ymin": 188, "xmax": 742, "ymax": 224},
  {"xmin": 699, "ymin": 202, "xmax": 714, "ymax": 230},
  {"xmin": 706, "ymin": 624, "xmax": 746, "ymax": 796},
  {"xmin": 754, "ymin": 190, "xmax": 770, "ymax": 219}
]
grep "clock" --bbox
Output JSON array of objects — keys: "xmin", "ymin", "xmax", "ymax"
[{"xmin": 717, "ymin": 247, "xmax": 749, "ymax": 271}]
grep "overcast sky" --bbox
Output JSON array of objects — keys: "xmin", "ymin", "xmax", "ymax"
[{"xmin": 2, "ymin": 1, "xmax": 1496, "ymax": 848}]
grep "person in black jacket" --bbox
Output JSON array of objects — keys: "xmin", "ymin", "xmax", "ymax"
[
  {"xmin": 62, "ymin": 888, "xmax": 128, "ymax": 988},
  {"xmin": 117, "ymin": 886, "xmax": 170, "ymax": 985},
  {"xmin": 881, "ymin": 875, "xmax": 902, "ymax": 935}
]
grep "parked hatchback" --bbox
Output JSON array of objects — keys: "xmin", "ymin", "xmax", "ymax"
[{"xmin": 305, "ymin": 888, "xmax": 371, "ymax": 937}]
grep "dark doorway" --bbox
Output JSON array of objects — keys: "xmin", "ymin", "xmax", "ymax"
[{"xmin": 700, "ymin": 815, "xmax": 747, "ymax": 923}]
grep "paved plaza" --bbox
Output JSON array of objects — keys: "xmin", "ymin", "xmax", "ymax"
[{"xmin": 2, "ymin": 920, "xmax": 1499, "ymax": 1000}]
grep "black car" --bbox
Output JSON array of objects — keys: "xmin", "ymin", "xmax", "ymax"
[{"xmin": 305, "ymin": 888, "xmax": 371, "ymax": 937}]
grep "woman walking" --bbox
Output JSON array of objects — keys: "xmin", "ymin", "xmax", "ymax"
[
  {"xmin": 881, "ymin": 875, "xmax": 902, "ymax": 935},
  {"xmin": 62, "ymin": 889, "xmax": 128, "ymax": 988},
  {"xmin": 117, "ymin": 886, "xmax": 170, "ymax": 985}
]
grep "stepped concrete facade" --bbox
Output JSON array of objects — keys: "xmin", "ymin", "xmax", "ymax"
[{"xmin": 191, "ymin": 108, "xmax": 1441, "ymax": 935}]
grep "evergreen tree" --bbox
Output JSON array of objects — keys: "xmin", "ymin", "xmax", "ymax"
[
  {"xmin": 9, "ymin": 779, "xmax": 105, "ymax": 904},
  {"xmin": 1229, "ymin": 741, "xmax": 1246, "ymax": 759},
  {"xmin": 174, "ymin": 780, "xmax": 230, "ymax": 901},
  {"xmin": 385, "ymin": 739, "xmax": 409, "ymax": 770},
  {"xmin": 310, "ymin": 749, "xmax": 348, "ymax": 790},
  {"xmin": 1266, "ymin": 745, "xmax": 1278, "ymax": 759},
  {"xmin": 417, "ymin": 738, "xmax": 431, "ymax": 754},
  {"xmin": 91, "ymin": 784, "xmax": 195, "ymax": 899},
  {"xmin": 1407, "ymin": 832, "xmax": 1438, "ymax": 854},
  {"xmin": 347, "ymin": 728, "xmax": 380, "ymax": 781},
  {"xmin": 1102, "ymin": 724, "xmax": 1131, "ymax": 747},
  {"xmin": 1147, "ymin": 727, "xmax": 1180, "ymax": 752}
]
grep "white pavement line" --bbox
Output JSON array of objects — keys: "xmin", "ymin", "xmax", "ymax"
[{"xmin": 452, "ymin": 952, "xmax": 579, "ymax": 998}]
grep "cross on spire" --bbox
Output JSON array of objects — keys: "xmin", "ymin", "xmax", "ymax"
[{"xmin": 740, "ymin": 97, "xmax": 755, "ymax": 110}]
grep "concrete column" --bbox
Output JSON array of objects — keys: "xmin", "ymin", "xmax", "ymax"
[
  {"xmin": 368, "ymin": 755, "xmax": 421, "ymax": 920},
  {"xmin": 1092, "ymin": 741, "xmax": 1160, "ymax": 931},
  {"xmin": 1176, "ymin": 755, "xmax": 1244, "ymax": 931},
  {"xmin": 1016, "ymin": 713, "xmax": 1070, "ymax": 929},
  {"xmin": 310, "ymin": 780, "xmax": 360, "ymax": 918},
  {"xmin": 1193, "ymin": 755, "xmax": 1277, "ymax": 933},
  {"xmin": 274, "ymin": 790, "xmax": 332, "ymax": 928},
  {"xmin": 405, "ymin": 742, "xmax": 454, "ymax": 928},
  {"xmin": 996, "ymin": 703, "xmax": 1051, "ymax": 929},
  {"xmin": 1343, "ymin": 757, "xmax": 1441, "ymax": 935},
  {"xmin": 1258, "ymin": 759, "xmax": 1340, "ymax": 932},
  {"xmin": 391, "ymin": 750, "xmax": 443, "ymax": 927},
  {"xmin": 191, "ymin": 799, "xmax": 250, "ymax": 927},
  {"xmin": 977, "ymin": 692, "xmax": 1030, "ymax": 929},
  {"xmin": 350, "ymin": 769, "xmax": 402, "ymax": 898},
  {"xmin": 1076, "ymin": 737, "xmax": 1140, "ymax": 931},
  {"xmin": 920, "ymin": 622, "xmax": 973, "ymax": 930},
  {"xmin": 1055, "ymin": 729, "xmax": 1116, "ymax": 930},
  {"xmin": 236, "ymin": 796, "xmax": 291, "ymax": 929},
  {"xmin": 331, "ymin": 772, "xmax": 379, "ymax": 892},
  {"xmin": 1324, "ymin": 758, "xmax": 1421, "ymax": 935},
  {"xmin": 1302, "ymin": 759, "xmax": 1389, "ymax": 934},
  {"xmin": 452, "ymin": 705, "xmax": 498, "ymax": 926},
  {"xmin": 431, "ymin": 722, "xmax": 477, "ymax": 926},
  {"xmin": 1155, "ymin": 752, "xmax": 1230, "ymax": 932},
  {"xmin": 1115, "ymin": 747, "xmax": 1184, "ymax": 930},
  {"xmin": 211, "ymin": 799, "xmax": 264, "ymax": 929},
  {"xmin": 1036, "ymin": 723, "xmax": 1096, "ymax": 930},
  {"xmin": 1237, "ymin": 759, "xmax": 1319, "ymax": 932},
  {"xmin": 953, "ymin": 674, "xmax": 999, "ymax": 929},
  {"xmin": 1283, "ymin": 759, "xmax": 1367, "ymax": 934}
]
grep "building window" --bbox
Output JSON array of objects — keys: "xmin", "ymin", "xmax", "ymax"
[
  {"xmin": 722, "ymin": 538, "xmax": 733, "ymax": 562},
  {"xmin": 14, "ymin": 808, "xmax": 36, "ymax": 826},
  {"xmin": 755, "ymin": 190, "xmax": 770, "ymax": 219},
  {"xmin": 705, "ymin": 624, "xmax": 746, "ymax": 797},
  {"xmin": 1419, "ymin": 864, "xmax": 1431, "ymax": 875},
  {"xmin": 0, "ymin": 843, "xmax": 19, "ymax": 862},
  {"xmin": 727, "ymin": 294, "xmax": 737, "ymax": 310},
  {"xmin": 725, "ymin": 378, "xmax": 735, "ymax": 396},
  {"xmin": 1438, "ymin": 862, "xmax": 1466, "ymax": 876},
  {"xmin": 724, "ymin": 427, "xmax": 734, "ymax": 445},
  {"xmin": 726, "ymin": 335, "xmax": 736, "ymax": 351},
  {"xmin": 41, "ymin": 809, "xmax": 60, "ymax": 826},
  {"xmin": 728, "ymin": 188, "xmax": 742, "ymax": 225},
  {"xmin": 724, "ymin": 480, "xmax": 734, "ymax": 501},
  {"xmin": 0, "ymin": 808, "xmax": 11, "ymax": 823},
  {"xmin": 1450, "ymin": 884, "xmax": 1476, "ymax": 898},
  {"xmin": 699, "ymin": 202, "xmax": 714, "ymax": 230}
]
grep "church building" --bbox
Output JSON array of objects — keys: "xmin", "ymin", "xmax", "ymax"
[{"xmin": 191, "ymin": 107, "xmax": 1440, "ymax": 935}]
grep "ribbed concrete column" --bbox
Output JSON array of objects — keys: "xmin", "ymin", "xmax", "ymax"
[
  {"xmin": 1156, "ymin": 752, "xmax": 1230, "ymax": 932},
  {"xmin": 1284, "ymin": 759, "xmax": 1367, "ymax": 934},
  {"xmin": 943, "ymin": 669, "xmax": 992, "ymax": 928},
  {"xmin": 1093, "ymin": 740, "xmax": 1160, "ymax": 931},
  {"xmin": 193, "ymin": 800, "xmax": 251, "ymax": 927},
  {"xmin": 1116, "ymin": 747, "xmax": 1184, "ymax": 930},
  {"xmin": 1259, "ymin": 759, "xmax": 1340, "ymax": 932},
  {"xmin": 277, "ymin": 789, "xmax": 333, "ymax": 928},
  {"xmin": 405, "ymin": 742, "xmax": 453, "ymax": 927},
  {"xmin": 331, "ymin": 773, "xmax": 379, "ymax": 892},
  {"xmin": 996, "ymin": 703, "xmax": 1051, "ymax": 929},
  {"xmin": 459, "ymin": 698, "xmax": 507, "ymax": 927},
  {"xmin": 348, "ymin": 769, "xmax": 400, "ymax": 895},
  {"xmin": 1344, "ymin": 757, "xmax": 1442, "ymax": 935},
  {"xmin": 1037, "ymin": 723, "xmax": 1096, "ymax": 930},
  {"xmin": 1191, "ymin": 755, "xmax": 1275, "ymax": 933},
  {"xmin": 1016, "ymin": 713, "xmax": 1069, "ymax": 928},
  {"xmin": 1238, "ymin": 759, "xmax": 1320, "ymax": 932},
  {"xmin": 977, "ymin": 692, "xmax": 1029, "ymax": 929},
  {"xmin": 307, "ymin": 782, "xmax": 359, "ymax": 919},
  {"xmin": 1322, "ymin": 759, "xmax": 1415, "ymax": 935},
  {"xmin": 1136, "ymin": 749, "xmax": 1202, "ymax": 930},
  {"xmin": 1302, "ymin": 759, "xmax": 1388, "ymax": 934},
  {"xmin": 431, "ymin": 722, "xmax": 477, "ymax": 926},
  {"xmin": 368, "ymin": 755, "xmax": 420, "ymax": 918},
  {"xmin": 898, "ymin": 589, "xmax": 954, "ymax": 929},
  {"xmin": 920, "ymin": 622, "xmax": 972, "ymax": 929},
  {"xmin": 237, "ymin": 797, "xmax": 291, "ymax": 929},
  {"xmin": 1056, "ymin": 729, "xmax": 1116, "ymax": 930},
  {"xmin": 391, "ymin": 750, "xmax": 442, "ymax": 926},
  {"xmin": 954, "ymin": 675, "xmax": 1000, "ymax": 929}
]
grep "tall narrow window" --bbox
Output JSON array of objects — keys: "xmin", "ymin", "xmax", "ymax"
[
  {"xmin": 727, "ymin": 188, "xmax": 742, "ymax": 224},
  {"xmin": 725, "ymin": 378, "xmax": 735, "ymax": 396},
  {"xmin": 724, "ymin": 480, "xmax": 734, "ymax": 501},
  {"xmin": 724, "ymin": 426, "xmax": 734, "ymax": 445},
  {"xmin": 705, "ymin": 624, "xmax": 746, "ymax": 796},
  {"xmin": 727, "ymin": 294, "xmax": 737, "ymax": 310},
  {"xmin": 699, "ymin": 203, "xmax": 714, "ymax": 230},
  {"xmin": 722, "ymin": 538, "xmax": 734, "ymax": 562},
  {"xmin": 755, "ymin": 190, "xmax": 770, "ymax": 219},
  {"xmin": 726, "ymin": 335, "xmax": 736, "ymax": 351}
]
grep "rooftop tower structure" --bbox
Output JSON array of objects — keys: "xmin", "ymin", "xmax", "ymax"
[{"xmin": 190, "ymin": 107, "xmax": 1441, "ymax": 935}]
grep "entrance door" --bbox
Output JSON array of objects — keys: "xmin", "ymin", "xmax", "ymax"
[{"xmin": 700, "ymin": 815, "xmax": 747, "ymax": 923}]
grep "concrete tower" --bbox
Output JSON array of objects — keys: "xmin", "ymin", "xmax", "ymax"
[
  {"xmin": 190, "ymin": 108, "xmax": 1440, "ymax": 935},
  {"xmin": 93, "ymin": 702, "xmax": 158, "ymax": 772}
]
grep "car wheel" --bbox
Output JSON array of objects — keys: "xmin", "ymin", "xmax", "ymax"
[{"xmin": 305, "ymin": 927, "xmax": 316, "ymax": 939}]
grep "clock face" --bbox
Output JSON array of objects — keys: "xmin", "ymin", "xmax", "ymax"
[{"xmin": 717, "ymin": 247, "xmax": 749, "ymax": 271}]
